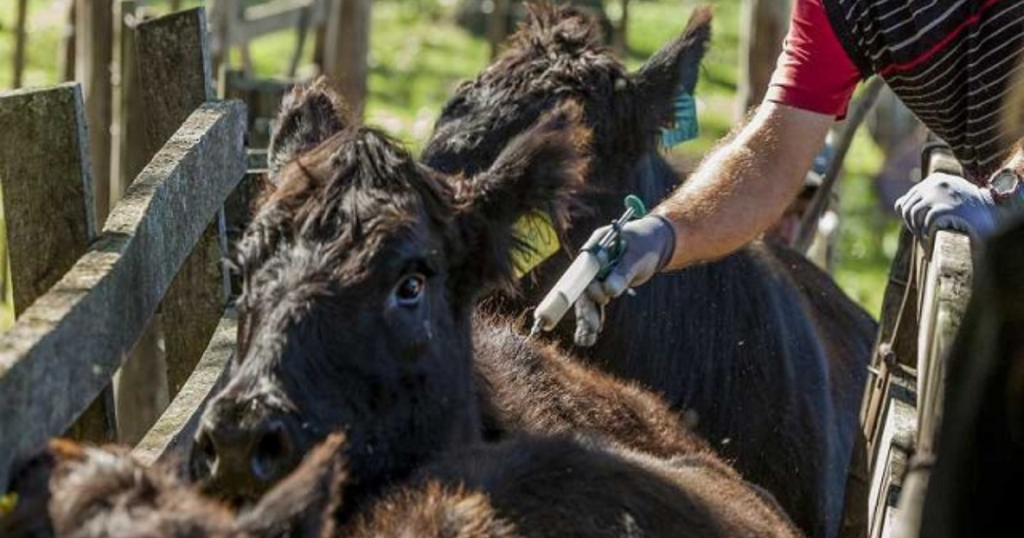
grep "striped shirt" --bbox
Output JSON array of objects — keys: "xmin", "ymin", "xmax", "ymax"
[{"xmin": 771, "ymin": 0, "xmax": 1024, "ymax": 181}]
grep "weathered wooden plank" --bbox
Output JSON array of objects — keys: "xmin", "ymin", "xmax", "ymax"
[
  {"xmin": 132, "ymin": 309, "xmax": 237, "ymax": 468},
  {"xmin": 231, "ymin": 0, "xmax": 327, "ymax": 45},
  {"xmin": 136, "ymin": 8, "xmax": 215, "ymax": 158},
  {"xmin": 76, "ymin": 0, "xmax": 114, "ymax": 224},
  {"xmin": 0, "ymin": 84, "xmax": 96, "ymax": 317},
  {"xmin": 112, "ymin": 0, "xmax": 149, "ymax": 205},
  {"xmin": 162, "ymin": 222, "xmax": 228, "ymax": 397},
  {"xmin": 136, "ymin": 6, "xmax": 230, "ymax": 418},
  {"xmin": 0, "ymin": 83, "xmax": 116, "ymax": 444},
  {"xmin": 916, "ymin": 231, "xmax": 972, "ymax": 454},
  {"xmin": 108, "ymin": 2, "xmax": 170, "ymax": 444},
  {"xmin": 866, "ymin": 374, "xmax": 916, "ymax": 538},
  {"xmin": 0, "ymin": 101, "xmax": 246, "ymax": 490}
]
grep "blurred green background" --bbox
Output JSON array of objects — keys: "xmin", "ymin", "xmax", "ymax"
[{"xmin": 0, "ymin": 0, "xmax": 902, "ymax": 327}]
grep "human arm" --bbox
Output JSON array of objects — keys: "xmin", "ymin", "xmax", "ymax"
[
  {"xmin": 571, "ymin": 0, "xmax": 862, "ymax": 346},
  {"xmin": 573, "ymin": 103, "xmax": 834, "ymax": 346},
  {"xmin": 655, "ymin": 102, "xmax": 834, "ymax": 268}
]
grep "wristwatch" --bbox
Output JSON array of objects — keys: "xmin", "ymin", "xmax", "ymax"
[{"xmin": 989, "ymin": 168, "xmax": 1024, "ymax": 207}]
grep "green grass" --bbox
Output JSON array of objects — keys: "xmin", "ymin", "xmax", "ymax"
[
  {"xmin": 833, "ymin": 124, "xmax": 902, "ymax": 314},
  {"xmin": 0, "ymin": 0, "xmax": 898, "ymax": 319}
]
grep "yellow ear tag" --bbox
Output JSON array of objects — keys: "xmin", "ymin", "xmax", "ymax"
[
  {"xmin": 0, "ymin": 492, "xmax": 18, "ymax": 517},
  {"xmin": 511, "ymin": 211, "xmax": 561, "ymax": 279}
]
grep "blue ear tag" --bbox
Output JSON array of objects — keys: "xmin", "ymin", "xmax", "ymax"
[{"xmin": 660, "ymin": 91, "xmax": 699, "ymax": 148}]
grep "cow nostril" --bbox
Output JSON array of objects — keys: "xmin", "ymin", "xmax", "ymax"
[
  {"xmin": 190, "ymin": 429, "xmax": 217, "ymax": 481},
  {"xmin": 250, "ymin": 421, "xmax": 294, "ymax": 482}
]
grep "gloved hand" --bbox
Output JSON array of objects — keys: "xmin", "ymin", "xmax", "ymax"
[
  {"xmin": 573, "ymin": 214, "xmax": 676, "ymax": 347},
  {"xmin": 894, "ymin": 173, "xmax": 998, "ymax": 241}
]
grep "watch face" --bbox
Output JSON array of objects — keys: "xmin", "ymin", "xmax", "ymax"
[{"xmin": 992, "ymin": 169, "xmax": 1020, "ymax": 194}]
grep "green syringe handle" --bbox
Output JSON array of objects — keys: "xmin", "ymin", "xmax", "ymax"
[
  {"xmin": 624, "ymin": 194, "xmax": 647, "ymax": 219},
  {"xmin": 595, "ymin": 195, "xmax": 647, "ymax": 279}
]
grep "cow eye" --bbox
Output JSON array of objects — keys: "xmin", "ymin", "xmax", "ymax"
[{"xmin": 394, "ymin": 274, "xmax": 426, "ymax": 307}]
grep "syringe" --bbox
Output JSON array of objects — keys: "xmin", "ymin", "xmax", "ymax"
[{"xmin": 529, "ymin": 195, "xmax": 647, "ymax": 336}]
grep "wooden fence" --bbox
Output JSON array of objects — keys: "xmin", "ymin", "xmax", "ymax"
[
  {"xmin": 856, "ymin": 145, "xmax": 974, "ymax": 538},
  {"xmin": 208, "ymin": 0, "xmax": 328, "ymax": 78},
  {"xmin": 207, "ymin": 0, "xmax": 369, "ymax": 114},
  {"xmin": 0, "ymin": 7, "xmax": 250, "ymax": 489}
]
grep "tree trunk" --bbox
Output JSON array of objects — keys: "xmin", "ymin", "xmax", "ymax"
[
  {"xmin": 324, "ymin": 0, "xmax": 371, "ymax": 116},
  {"xmin": 736, "ymin": 0, "xmax": 791, "ymax": 118}
]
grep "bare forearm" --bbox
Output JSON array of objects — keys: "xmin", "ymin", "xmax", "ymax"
[{"xmin": 654, "ymin": 102, "xmax": 834, "ymax": 269}]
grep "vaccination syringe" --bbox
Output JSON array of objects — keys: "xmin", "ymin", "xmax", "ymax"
[{"xmin": 529, "ymin": 195, "xmax": 647, "ymax": 336}]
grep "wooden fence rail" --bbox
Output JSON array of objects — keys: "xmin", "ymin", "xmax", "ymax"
[
  {"xmin": 0, "ymin": 7, "xmax": 249, "ymax": 490},
  {"xmin": 0, "ymin": 101, "xmax": 245, "ymax": 488},
  {"xmin": 132, "ymin": 309, "xmax": 238, "ymax": 467},
  {"xmin": 208, "ymin": 0, "xmax": 328, "ymax": 77}
]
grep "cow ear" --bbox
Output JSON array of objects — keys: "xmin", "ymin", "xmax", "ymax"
[
  {"xmin": 451, "ymin": 101, "xmax": 589, "ymax": 295},
  {"xmin": 236, "ymin": 434, "xmax": 348, "ymax": 537},
  {"xmin": 267, "ymin": 77, "xmax": 350, "ymax": 183},
  {"xmin": 622, "ymin": 6, "xmax": 712, "ymax": 135}
]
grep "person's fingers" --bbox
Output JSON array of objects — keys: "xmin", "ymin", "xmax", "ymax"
[
  {"xmin": 898, "ymin": 191, "xmax": 923, "ymax": 230},
  {"xmin": 932, "ymin": 213, "xmax": 993, "ymax": 241},
  {"xmin": 894, "ymin": 191, "xmax": 911, "ymax": 213},
  {"xmin": 574, "ymin": 295, "xmax": 604, "ymax": 348},
  {"xmin": 583, "ymin": 280, "xmax": 612, "ymax": 306},
  {"xmin": 908, "ymin": 199, "xmax": 934, "ymax": 236},
  {"xmin": 599, "ymin": 271, "xmax": 630, "ymax": 299},
  {"xmin": 923, "ymin": 206, "xmax": 957, "ymax": 237}
]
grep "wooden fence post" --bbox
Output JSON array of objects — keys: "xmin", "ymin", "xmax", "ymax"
[
  {"xmin": 111, "ymin": 0, "xmax": 149, "ymax": 205},
  {"xmin": 0, "ymin": 84, "xmax": 116, "ymax": 444},
  {"xmin": 76, "ymin": 0, "xmax": 114, "ymax": 225},
  {"xmin": 736, "ymin": 0, "xmax": 790, "ymax": 118},
  {"xmin": 324, "ymin": 0, "xmax": 370, "ymax": 116},
  {"xmin": 60, "ymin": 0, "xmax": 77, "ymax": 82},
  {"xmin": 105, "ymin": 1, "xmax": 171, "ymax": 445},
  {"xmin": 0, "ymin": 85, "xmax": 97, "ymax": 317},
  {"xmin": 13, "ymin": 0, "xmax": 29, "ymax": 88},
  {"xmin": 134, "ymin": 7, "xmax": 232, "ymax": 435},
  {"xmin": 486, "ymin": 0, "xmax": 509, "ymax": 60}
]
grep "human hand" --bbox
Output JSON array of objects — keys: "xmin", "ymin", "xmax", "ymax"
[
  {"xmin": 894, "ymin": 173, "xmax": 998, "ymax": 241},
  {"xmin": 573, "ymin": 214, "xmax": 676, "ymax": 347}
]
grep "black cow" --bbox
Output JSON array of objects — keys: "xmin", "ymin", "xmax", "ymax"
[
  {"xmin": 421, "ymin": 5, "xmax": 877, "ymax": 537},
  {"xmin": 187, "ymin": 80, "xmax": 803, "ymax": 538}
]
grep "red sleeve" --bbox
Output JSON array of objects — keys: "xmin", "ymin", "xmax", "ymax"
[{"xmin": 765, "ymin": 0, "xmax": 863, "ymax": 118}]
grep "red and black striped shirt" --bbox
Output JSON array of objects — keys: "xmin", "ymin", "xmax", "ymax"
[{"xmin": 768, "ymin": 0, "xmax": 1024, "ymax": 181}]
